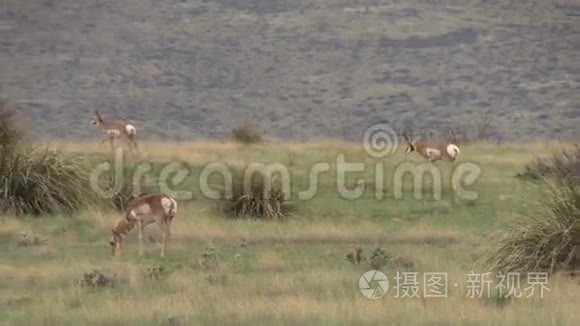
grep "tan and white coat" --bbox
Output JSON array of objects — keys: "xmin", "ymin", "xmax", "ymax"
[
  {"xmin": 109, "ymin": 193, "xmax": 177, "ymax": 258},
  {"xmin": 90, "ymin": 111, "xmax": 138, "ymax": 151},
  {"xmin": 403, "ymin": 136, "xmax": 460, "ymax": 162}
]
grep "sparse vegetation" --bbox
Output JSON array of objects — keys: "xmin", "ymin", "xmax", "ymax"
[
  {"xmin": 15, "ymin": 230, "xmax": 47, "ymax": 247},
  {"xmin": 142, "ymin": 265, "xmax": 172, "ymax": 280},
  {"xmin": 217, "ymin": 163, "xmax": 292, "ymax": 220},
  {"xmin": 79, "ymin": 269, "xmax": 117, "ymax": 288},
  {"xmin": 368, "ymin": 246, "xmax": 391, "ymax": 270},
  {"xmin": 3, "ymin": 140, "xmax": 580, "ymax": 325},
  {"xmin": 480, "ymin": 180, "xmax": 580, "ymax": 275},
  {"xmin": 516, "ymin": 145, "xmax": 580, "ymax": 182}
]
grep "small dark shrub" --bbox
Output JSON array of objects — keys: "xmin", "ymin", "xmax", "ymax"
[
  {"xmin": 197, "ymin": 246, "xmax": 223, "ymax": 272},
  {"xmin": 80, "ymin": 269, "xmax": 116, "ymax": 288},
  {"xmin": 143, "ymin": 265, "xmax": 172, "ymax": 280},
  {"xmin": 345, "ymin": 247, "xmax": 366, "ymax": 265},
  {"xmin": 369, "ymin": 246, "xmax": 391, "ymax": 270},
  {"xmin": 230, "ymin": 123, "xmax": 263, "ymax": 145},
  {"xmin": 217, "ymin": 164, "xmax": 292, "ymax": 220}
]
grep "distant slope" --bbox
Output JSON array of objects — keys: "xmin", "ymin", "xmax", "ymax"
[{"xmin": 1, "ymin": 0, "xmax": 579, "ymax": 141}]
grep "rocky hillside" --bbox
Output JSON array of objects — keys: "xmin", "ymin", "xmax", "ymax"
[{"xmin": 1, "ymin": 0, "xmax": 579, "ymax": 141}]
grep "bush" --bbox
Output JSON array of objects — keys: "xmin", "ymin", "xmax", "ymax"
[
  {"xmin": 369, "ymin": 246, "xmax": 391, "ymax": 270},
  {"xmin": 142, "ymin": 265, "xmax": 172, "ymax": 280},
  {"xmin": 0, "ymin": 147, "xmax": 98, "ymax": 215},
  {"xmin": 79, "ymin": 269, "xmax": 117, "ymax": 288},
  {"xmin": 480, "ymin": 180, "xmax": 580, "ymax": 275},
  {"xmin": 217, "ymin": 163, "xmax": 292, "ymax": 220},
  {"xmin": 0, "ymin": 100, "xmax": 97, "ymax": 215},
  {"xmin": 516, "ymin": 145, "xmax": 580, "ymax": 182},
  {"xmin": 230, "ymin": 123, "xmax": 263, "ymax": 145}
]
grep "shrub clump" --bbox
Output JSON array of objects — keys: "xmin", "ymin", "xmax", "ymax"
[
  {"xmin": 480, "ymin": 180, "xmax": 580, "ymax": 275},
  {"xmin": 0, "ymin": 100, "xmax": 97, "ymax": 215},
  {"xmin": 0, "ymin": 99, "xmax": 96, "ymax": 215},
  {"xmin": 516, "ymin": 145, "xmax": 580, "ymax": 182},
  {"xmin": 230, "ymin": 123, "xmax": 263, "ymax": 145},
  {"xmin": 0, "ymin": 147, "xmax": 96, "ymax": 215},
  {"xmin": 143, "ymin": 265, "xmax": 172, "ymax": 280},
  {"xmin": 79, "ymin": 269, "xmax": 117, "ymax": 288},
  {"xmin": 217, "ymin": 164, "xmax": 292, "ymax": 220}
]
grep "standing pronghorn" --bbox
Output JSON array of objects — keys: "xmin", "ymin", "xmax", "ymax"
[
  {"xmin": 402, "ymin": 132, "xmax": 460, "ymax": 162},
  {"xmin": 89, "ymin": 110, "xmax": 138, "ymax": 152},
  {"xmin": 109, "ymin": 193, "xmax": 177, "ymax": 258}
]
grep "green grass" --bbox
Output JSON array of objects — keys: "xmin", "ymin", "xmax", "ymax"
[{"xmin": 1, "ymin": 141, "xmax": 580, "ymax": 325}]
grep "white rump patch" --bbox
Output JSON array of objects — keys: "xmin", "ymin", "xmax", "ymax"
[
  {"xmin": 161, "ymin": 197, "xmax": 177, "ymax": 216},
  {"xmin": 125, "ymin": 124, "xmax": 136, "ymax": 135},
  {"xmin": 447, "ymin": 144, "xmax": 460, "ymax": 159}
]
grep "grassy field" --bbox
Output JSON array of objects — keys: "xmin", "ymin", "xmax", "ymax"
[{"xmin": 1, "ymin": 140, "xmax": 579, "ymax": 325}]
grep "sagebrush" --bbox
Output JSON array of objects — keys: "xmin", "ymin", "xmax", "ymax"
[{"xmin": 217, "ymin": 163, "xmax": 292, "ymax": 220}]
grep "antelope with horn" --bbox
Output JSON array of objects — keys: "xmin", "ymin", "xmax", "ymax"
[
  {"xmin": 89, "ymin": 110, "xmax": 139, "ymax": 152},
  {"xmin": 402, "ymin": 129, "xmax": 460, "ymax": 163},
  {"xmin": 109, "ymin": 193, "xmax": 178, "ymax": 258}
]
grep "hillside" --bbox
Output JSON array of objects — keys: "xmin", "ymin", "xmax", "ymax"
[{"xmin": 1, "ymin": 0, "xmax": 579, "ymax": 141}]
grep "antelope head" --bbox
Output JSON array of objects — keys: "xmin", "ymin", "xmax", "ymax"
[{"xmin": 90, "ymin": 110, "xmax": 102, "ymax": 126}]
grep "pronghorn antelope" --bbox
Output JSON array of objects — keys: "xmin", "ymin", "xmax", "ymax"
[
  {"xmin": 402, "ymin": 132, "xmax": 460, "ymax": 162},
  {"xmin": 89, "ymin": 110, "xmax": 138, "ymax": 151},
  {"xmin": 109, "ymin": 193, "xmax": 177, "ymax": 258}
]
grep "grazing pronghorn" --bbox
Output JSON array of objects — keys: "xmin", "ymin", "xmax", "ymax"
[
  {"xmin": 109, "ymin": 193, "xmax": 177, "ymax": 258},
  {"xmin": 402, "ymin": 132, "xmax": 460, "ymax": 162},
  {"xmin": 89, "ymin": 110, "xmax": 138, "ymax": 152}
]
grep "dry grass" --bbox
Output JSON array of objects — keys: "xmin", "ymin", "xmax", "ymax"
[{"xmin": 3, "ymin": 140, "xmax": 580, "ymax": 325}]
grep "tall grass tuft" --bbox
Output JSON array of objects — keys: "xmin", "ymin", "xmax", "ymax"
[
  {"xmin": 480, "ymin": 179, "xmax": 580, "ymax": 275},
  {"xmin": 217, "ymin": 163, "xmax": 292, "ymax": 220},
  {"xmin": 0, "ymin": 100, "xmax": 97, "ymax": 215},
  {"xmin": 516, "ymin": 145, "xmax": 580, "ymax": 182}
]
